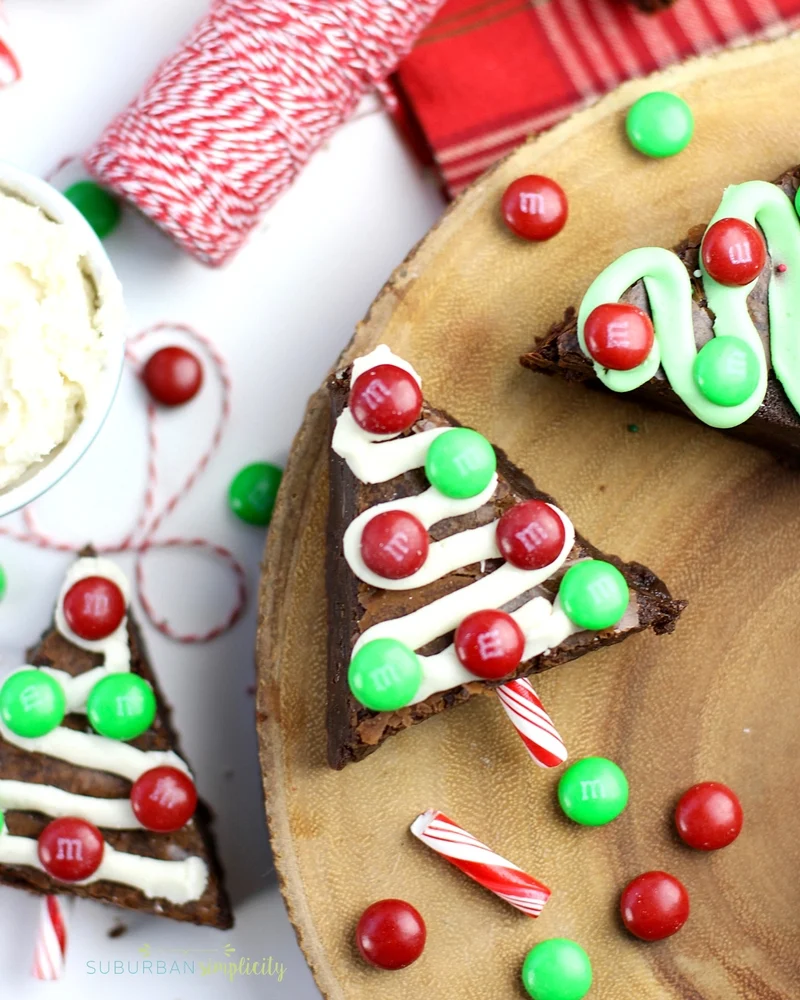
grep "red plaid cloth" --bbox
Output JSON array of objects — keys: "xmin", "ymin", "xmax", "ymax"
[{"xmin": 393, "ymin": 0, "xmax": 800, "ymax": 196}]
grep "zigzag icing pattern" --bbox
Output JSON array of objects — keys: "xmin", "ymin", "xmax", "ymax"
[
  {"xmin": 577, "ymin": 180, "xmax": 800, "ymax": 429},
  {"xmin": 333, "ymin": 346, "xmax": 623, "ymax": 706},
  {"xmin": 0, "ymin": 557, "xmax": 208, "ymax": 904}
]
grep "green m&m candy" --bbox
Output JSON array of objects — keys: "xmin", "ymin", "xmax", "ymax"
[
  {"xmin": 0, "ymin": 808, "xmax": 4, "ymax": 835},
  {"xmin": 87, "ymin": 674, "xmax": 156, "ymax": 741},
  {"xmin": 348, "ymin": 638, "xmax": 422, "ymax": 712},
  {"xmin": 522, "ymin": 939, "xmax": 593, "ymax": 1000},
  {"xmin": 558, "ymin": 757, "xmax": 629, "ymax": 826},
  {"xmin": 559, "ymin": 559, "xmax": 629, "ymax": 630},
  {"xmin": 693, "ymin": 336, "xmax": 760, "ymax": 407},
  {"xmin": 63, "ymin": 180, "xmax": 122, "ymax": 239},
  {"xmin": 425, "ymin": 428, "xmax": 496, "ymax": 499},
  {"xmin": 229, "ymin": 462, "xmax": 283, "ymax": 526},
  {"xmin": 0, "ymin": 564, "xmax": 6, "ymax": 601},
  {"xmin": 0, "ymin": 670, "xmax": 66, "ymax": 738},
  {"xmin": 626, "ymin": 91, "xmax": 693, "ymax": 159}
]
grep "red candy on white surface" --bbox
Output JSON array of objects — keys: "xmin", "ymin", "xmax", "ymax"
[
  {"xmin": 501, "ymin": 175, "xmax": 568, "ymax": 241},
  {"xmin": 349, "ymin": 364, "xmax": 422, "ymax": 435},
  {"xmin": 360, "ymin": 510, "xmax": 429, "ymax": 580},
  {"xmin": 143, "ymin": 346, "xmax": 203, "ymax": 406},
  {"xmin": 496, "ymin": 500, "xmax": 566, "ymax": 570},
  {"xmin": 675, "ymin": 781, "xmax": 743, "ymax": 851},
  {"xmin": 131, "ymin": 766, "xmax": 198, "ymax": 833},
  {"xmin": 355, "ymin": 899, "xmax": 426, "ymax": 970},
  {"xmin": 455, "ymin": 609, "xmax": 525, "ymax": 680},
  {"xmin": 63, "ymin": 576, "xmax": 126, "ymax": 641},
  {"xmin": 38, "ymin": 817, "xmax": 104, "ymax": 882},
  {"xmin": 702, "ymin": 218, "xmax": 766, "ymax": 287},
  {"xmin": 584, "ymin": 302, "xmax": 655, "ymax": 371}
]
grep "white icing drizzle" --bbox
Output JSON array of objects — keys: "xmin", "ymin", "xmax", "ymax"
[
  {"xmin": 0, "ymin": 831, "xmax": 207, "ymax": 904},
  {"xmin": 344, "ymin": 478, "xmax": 499, "ymax": 591},
  {"xmin": 0, "ymin": 556, "xmax": 208, "ymax": 904},
  {"xmin": 55, "ymin": 556, "xmax": 131, "ymax": 670},
  {"xmin": 332, "ymin": 345, "xmax": 452, "ymax": 484},
  {"xmin": 332, "ymin": 346, "xmax": 604, "ymax": 707},
  {"xmin": 0, "ymin": 721, "xmax": 190, "ymax": 783},
  {"xmin": 0, "ymin": 779, "xmax": 140, "ymax": 829}
]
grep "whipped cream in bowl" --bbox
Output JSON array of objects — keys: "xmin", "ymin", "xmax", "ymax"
[{"xmin": 0, "ymin": 162, "xmax": 125, "ymax": 515}]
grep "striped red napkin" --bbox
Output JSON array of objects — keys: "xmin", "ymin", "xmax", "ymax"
[{"xmin": 393, "ymin": 0, "xmax": 800, "ymax": 196}]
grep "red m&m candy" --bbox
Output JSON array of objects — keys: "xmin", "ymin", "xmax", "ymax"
[
  {"xmin": 131, "ymin": 766, "xmax": 198, "ymax": 832},
  {"xmin": 63, "ymin": 577, "xmax": 126, "ymax": 641},
  {"xmin": 350, "ymin": 365, "xmax": 422, "ymax": 435},
  {"xmin": 38, "ymin": 817, "xmax": 105, "ymax": 882},
  {"xmin": 702, "ymin": 218, "xmax": 766, "ymax": 286},
  {"xmin": 584, "ymin": 303, "xmax": 655, "ymax": 371},
  {"xmin": 501, "ymin": 175, "xmax": 568, "ymax": 241},
  {"xmin": 675, "ymin": 781, "xmax": 743, "ymax": 851},
  {"xmin": 355, "ymin": 899, "xmax": 426, "ymax": 970},
  {"xmin": 496, "ymin": 500, "xmax": 566, "ymax": 570},
  {"xmin": 143, "ymin": 347, "xmax": 203, "ymax": 406},
  {"xmin": 455, "ymin": 609, "xmax": 525, "ymax": 680},
  {"xmin": 360, "ymin": 510, "xmax": 429, "ymax": 580},
  {"xmin": 620, "ymin": 871, "xmax": 690, "ymax": 941}
]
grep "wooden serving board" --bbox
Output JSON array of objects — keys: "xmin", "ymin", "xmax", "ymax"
[{"xmin": 257, "ymin": 34, "xmax": 800, "ymax": 1000}]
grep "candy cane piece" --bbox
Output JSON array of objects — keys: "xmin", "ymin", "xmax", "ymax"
[
  {"xmin": 32, "ymin": 896, "xmax": 70, "ymax": 980},
  {"xmin": 0, "ymin": 6, "xmax": 21, "ymax": 87},
  {"xmin": 410, "ymin": 810, "xmax": 551, "ymax": 917},
  {"xmin": 496, "ymin": 678, "xmax": 568, "ymax": 769}
]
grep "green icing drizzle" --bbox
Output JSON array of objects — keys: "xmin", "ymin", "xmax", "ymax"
[{"xmin": 578, "ymin": 180, "xmax": 800, "ymax": 428}]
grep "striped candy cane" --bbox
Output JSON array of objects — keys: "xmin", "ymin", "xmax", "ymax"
[
  {"xmin": 411, "ymin": 810, "xmax": 551, "ymax": 917},
  {"xmin": 32, "ymin": 895, "xmax": 70, "ymax": 980},
  {"xmin": 496, "ymin": 678, "xmax": 568, "ymax": 769},
  {"xmin": 0, "ymin": 5, "xmax": 20, "ymax": 87}
]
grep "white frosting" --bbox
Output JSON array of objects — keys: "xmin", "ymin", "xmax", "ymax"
[
  {"xmin": 0, "ymin": 556, "xmax": 207, "ymax": 903},
  {"xmin": 344, "ymin": 478, "xmax": 499, "ymax": 590},
  {"xmin": 0, "ymin": 830, "xmax": 207, "ymax": 904},
  {"xmin": 332, "ymin": 346, "xmax": 596, "ymax": 707},
  {"xmin": 54, "ymin": 556, "xmax": 131, "ymax": 668},
  {"xmin": 0, "ymin": 190, "xmax": 107, "ymax": 490},
  {"xmin": 332, "ymin": 345, "xmax": 452, "ymax": 484},
  {"xmin": 0, "ymin": 721, "xmax": 190, "ymax": 783},
  {"xmin": 354, "ymin": 509, "xmax": 581, "ymax": 703},
  {"xmin": 0, "ymin": 779, "xmax": 139, "ymax": 829}
]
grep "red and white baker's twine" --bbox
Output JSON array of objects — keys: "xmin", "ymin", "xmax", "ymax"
[
  {"xmin": 0, "ymin": 323, "xmax": 247, "ymax": 643},
  {"xmin": 411, "ymin": 810, "xmax": 551, "ymax": 918},
  {"xmin": 497, "ymin": 678, "xmax": 568, "ymax": 769},
  {"xmin": 85, "ymin": 0, "xmax": 444, "ymax": 266},
  {"xmin": 32, "ymin": 896, "xmax": 70, "ymax": 981}
]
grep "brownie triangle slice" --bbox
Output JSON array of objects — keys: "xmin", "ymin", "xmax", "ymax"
[
  {"xmin": 0, "ymin": 553, "xmax": 233, "ymax": 929},
  {"xmin": 522, "ymin": 165, "xmax": 800, "ymax": 461},
  {"xmin": 327, "ymin": 346, "xmax": 685, "ymax": 769}
]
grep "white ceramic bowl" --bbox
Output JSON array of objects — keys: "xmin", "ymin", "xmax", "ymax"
[{"xmin": 0, "ymin": 162, "xmax": 126, "ymax": 517}]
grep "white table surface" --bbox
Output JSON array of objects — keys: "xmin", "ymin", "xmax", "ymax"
[{"xmin": 0, "ymin": 1, "xmax": 445, "ymax": 995}]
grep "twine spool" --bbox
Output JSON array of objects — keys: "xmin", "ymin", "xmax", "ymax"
[{"xmin": 86, "ymin": 0, "xmax": 443, "ymax": 266}]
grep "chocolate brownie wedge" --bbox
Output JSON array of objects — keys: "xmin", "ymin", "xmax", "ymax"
[
  {"xmin": 0, "ymin": 553, "xmax": 232, "ymax": 929},
  {"xmin": 522, "ymin": 166, "xmax": 800, "ymax": 461},
  {"xmin": 327, "ymin": 346, "xmax": 685, "ymax": 769}
]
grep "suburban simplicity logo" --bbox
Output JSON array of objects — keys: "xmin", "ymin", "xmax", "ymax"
[{"xmin": 86, "ymin": 941, "xmax": 287, "ymax": 984}]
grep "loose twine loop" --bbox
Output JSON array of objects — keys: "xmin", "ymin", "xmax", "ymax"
[{"xmin": 0, "ymin": 323, "xmax": 248, "ymax": 643}]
